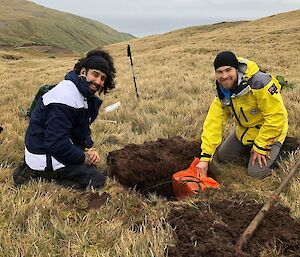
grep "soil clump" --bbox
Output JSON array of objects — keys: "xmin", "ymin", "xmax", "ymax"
[
  {"xmin": 167, "ymin": 199, "xmax": 300, "ymax": 257},
  {"xmin": 107, "ymin": 136, "xmax": 201, "ymax": 197},
  {"xmin": 107, "ymin": 136, "xmax": 299, "ymax": 198},
  {"xmin": 107, "ymin": 136, "xmax": 299, "ymax": 256}
]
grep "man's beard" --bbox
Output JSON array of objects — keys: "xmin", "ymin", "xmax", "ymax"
[{"xmin": 220, "ymin": 79, "xmax": 236, "ymax": 89}]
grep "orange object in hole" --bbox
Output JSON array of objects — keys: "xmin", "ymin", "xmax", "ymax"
[{"xmin": 172, "ymin": 157, "xmax": 220, "ymax": 200}]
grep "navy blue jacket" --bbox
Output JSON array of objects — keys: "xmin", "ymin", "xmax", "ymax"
[{"xmin": 25, "ymin": 71, "xmax": 102, "ymax": 171}]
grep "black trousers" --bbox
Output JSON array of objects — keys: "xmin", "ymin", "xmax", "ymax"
[{"xmin": 13, "ymin": 162, "xmax": 106, "ymax": 189}]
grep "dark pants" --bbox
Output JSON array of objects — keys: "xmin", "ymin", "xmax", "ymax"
[
  {"xmin": 13, "ymin": 162, "xmax": 105, "ymax": 189},
  {"xmin": 216, "ymin": 131, "xmax": 282, "ymax": 179}
]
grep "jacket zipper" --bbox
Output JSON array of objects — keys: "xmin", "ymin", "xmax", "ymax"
[
  {"xmin": 240, "ymin": 107, "xmax": 248, "ymax": 122},
  {"xmin": 230, "ymin": 101, "xmax": 242, "ymax": 126},
  {"xmin": 240, "ymin": 128, "xmax": 249, "ymax": 144}
]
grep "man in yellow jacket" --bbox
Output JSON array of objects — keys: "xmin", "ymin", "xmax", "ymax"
[{"xmin": 196, "ymin": 51, "xmax": 288, "ymax": 179}]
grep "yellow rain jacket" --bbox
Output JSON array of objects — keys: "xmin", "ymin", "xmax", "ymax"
[{"xmin": 200, "ymin": 57, "xmax": 288, "ymax": 162}]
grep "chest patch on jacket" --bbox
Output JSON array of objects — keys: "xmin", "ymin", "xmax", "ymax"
[
  {"xmin": 250, "ymin": 108, "xmax": 257, "ymax": 115},
  {"xmin": 268, "ymin": 84, "xmax": 278, "ymax": 95}
]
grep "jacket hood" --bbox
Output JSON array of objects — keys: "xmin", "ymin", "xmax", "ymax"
[{"xmin": 237, "ymin": 57, "xmax": 259, "ymax": 80}]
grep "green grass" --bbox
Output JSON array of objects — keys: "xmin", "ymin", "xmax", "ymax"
[{"xmin": 0, "ymin": 0, "xmax": 134, "ymax": 53}]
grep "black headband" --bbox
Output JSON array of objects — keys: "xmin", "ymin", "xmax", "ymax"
[{"xmin": 80, "ymin": 56, "xmax": 110, "ymax": 75}]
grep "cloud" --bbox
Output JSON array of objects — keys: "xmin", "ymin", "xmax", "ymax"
[{"xmin": 29, "ymin": 0, "xmax": 300, "ymax": 36}]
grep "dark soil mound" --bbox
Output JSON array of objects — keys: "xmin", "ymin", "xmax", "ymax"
[
  {"xmin": 107, "ymin": 136, "xmax": 299, "ymax": 198},
  {"xmin": 107, "ymin": 136, "xmax": 201, "ymax": 197},
  {"xmin": 280, "ymin": 136, "xmax": 300, "ymax": 159},
  {"xmin": 167, "ymin": 200, "xmax": 300, "ymax": 257},
  {"xmin": 106, "ymin": 136, "xmax": 299, "ymax": 255}
]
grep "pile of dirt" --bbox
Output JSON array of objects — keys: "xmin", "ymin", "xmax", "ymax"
[
  {"xmin": 107, "ymin": 136, "xmax": 201, "ymax": 197},
  {"xmin": 106, "ymin": 137, "xmax": 299, "ymax": 255},
  {"xmin": 167, "ymin": 199, "xmax": 300, "ymax": 257},
  {"xmin": 279, "ymin": 136, "xmax": 300, "ymax": 159},
  {"xmin": 107, "ymin": 136, "xmax": 299, "ymax": 198}
]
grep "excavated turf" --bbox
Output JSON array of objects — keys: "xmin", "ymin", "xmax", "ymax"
[{"xmin": 107, "ymin": 136, "xmax": 299, "ymax": 197}]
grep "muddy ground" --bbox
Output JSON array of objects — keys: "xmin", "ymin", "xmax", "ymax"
[
  {"xmin": 167, "ymin": 199, "xmax": 300, "ymax": 257},
  {"xmin": 73, "ymin": 191, "xmax": 300, "ymax": 256},
  {"xmin": 107, "ymin": 136, "xmax": 300, "ymax": 256},
  {"xmin": 107, "ymin": 136, "xmax": 202, "ymax": 198},
  {"xmin": 107, "ymin": 136, "xmax": 299, "ymax": 198}
]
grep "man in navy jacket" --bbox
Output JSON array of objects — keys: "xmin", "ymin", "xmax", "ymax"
[{"xmin": 13, "ymin": 49, "xmax": 116, "ymax": 189}]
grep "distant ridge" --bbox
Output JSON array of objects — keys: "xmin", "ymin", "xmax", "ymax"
[
  {"xmin": 135, "ymin": 9, "xmax": 300, "ymax": 55},
  {"xmin": 0, "ymin": 0, "xmax": 134, "ymax": 52}
]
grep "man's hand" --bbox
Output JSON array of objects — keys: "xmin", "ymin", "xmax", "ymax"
[
  {"xmin": 251, "ymin": 149, "xmax": 271, "ymax": 168},
  {"xmin": 84, "ymin": 148, "xmax": 100, "ymax": 165},
  {"xmin": 196, "ymin": 161, "xmax": 209, "ymax": 179}
]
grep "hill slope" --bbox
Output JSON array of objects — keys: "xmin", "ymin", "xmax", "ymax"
[
  {"xmin": 0, "ymin": 0, "xmax": 134, "ymax": 52},
  {"xmin": 0, "ymin": 9, "xmax": 299, "ymax": 257},
  {"xmin": 108, "ymin": 9, "xmax": 300, "ymax": 93}
]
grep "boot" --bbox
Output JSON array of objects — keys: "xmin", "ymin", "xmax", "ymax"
[{"xmin": 13, "ymin": 162, "xmax": 37, "ymax": 186}]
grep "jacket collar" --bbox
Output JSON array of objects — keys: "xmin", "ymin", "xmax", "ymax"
[
  {"xmin": 64, "ymin": 70, "xmax": 90, "ymax": 98},
  {"xmin": 216, "ymin": 63, "xmax": 250, "ymax": 101}
]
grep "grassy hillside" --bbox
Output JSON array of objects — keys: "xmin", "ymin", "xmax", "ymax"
[
  {"xmin": 0, "ymin": 0, "xmax": 134, "ymax": 53},
  {"xmin": 0, "ymin": 9, "xmax": 299, "ymax": 256}
]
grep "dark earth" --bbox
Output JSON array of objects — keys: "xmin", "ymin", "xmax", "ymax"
[
  {"xmin": 107, "ymin": 136, "xmax": 300, "ymax": 256},
  {"xmin": 167, "ymin": 199, "xmax": 300, "ymax": 257},
  {"xmin": 107, "ymin": 136, "xmax": 202, "ymax": 198},
  {"xmin": 107, "ymin": 136, "xmax": 299, "ymax": 198}
]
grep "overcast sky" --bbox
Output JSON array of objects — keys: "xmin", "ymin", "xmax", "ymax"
[{"xmin": 29, "ymin": 0, "xmax": 300, "ymax": 37}]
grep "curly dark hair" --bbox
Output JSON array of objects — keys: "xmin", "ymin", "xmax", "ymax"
[{"xmin": 74, "ymin": 48, "xmax": 116, "ymax": 94}]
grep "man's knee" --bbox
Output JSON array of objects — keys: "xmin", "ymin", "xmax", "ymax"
[
  {"xmin": 58, "ymin": 164, "xmax": 106, "ymax": 189},
  {"xmin": 89, "ymin": 171, "xmax": 106, "ymax": 188},
  {"xmin": 247, "ymin": 142, "xmax": 281, "ymax": 179},
  {"xmin": 247, "ymin": 165, "xmax": 270, "ymax": 179},
  {"xmin": 216, "ymin": 150, "xmax": 226, "ymax": 163},
  {"xmin": 215, "ymin": 131, "xmax": 248, "ymax": 163},
  {"xmin": 216, "ymin": 148, "xmax": 234, "ymax": 163}
]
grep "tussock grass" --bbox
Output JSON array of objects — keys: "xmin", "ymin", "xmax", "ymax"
[
  {"xmin": 0, "ymin": 10, "xmax": 299, "ymax": 256},
  {"xmin": 0, "ymin": 170, "xmax": 172, "ymax": 256}
]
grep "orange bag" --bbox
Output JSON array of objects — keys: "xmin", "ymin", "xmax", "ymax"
[{"xmin": 172, "ymin": 158, "xmax": 220, "ymax": 200}]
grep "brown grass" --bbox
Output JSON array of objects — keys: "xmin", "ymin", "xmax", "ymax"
[{"xmin": 0, "ymin": 9, "xmax": 299, "ymax": 256}]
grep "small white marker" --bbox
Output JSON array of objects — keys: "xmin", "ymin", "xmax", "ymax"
[{"xmin": 104, "ymin": 101, "xmax": 121, "ymax": 112}]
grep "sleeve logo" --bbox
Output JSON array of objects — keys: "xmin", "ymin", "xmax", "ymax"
[{"xmin": 268, "ymin": 84, "xmax": 278, "ymax": 95}]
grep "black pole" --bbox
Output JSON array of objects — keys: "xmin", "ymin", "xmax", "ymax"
[
  {"xmin": 127, "ymin": 44, "xmax": 139, "ymax": 99},
  {"xmin": 0, "ymin": 126, "xmax": 3, "ymax": 144}
]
